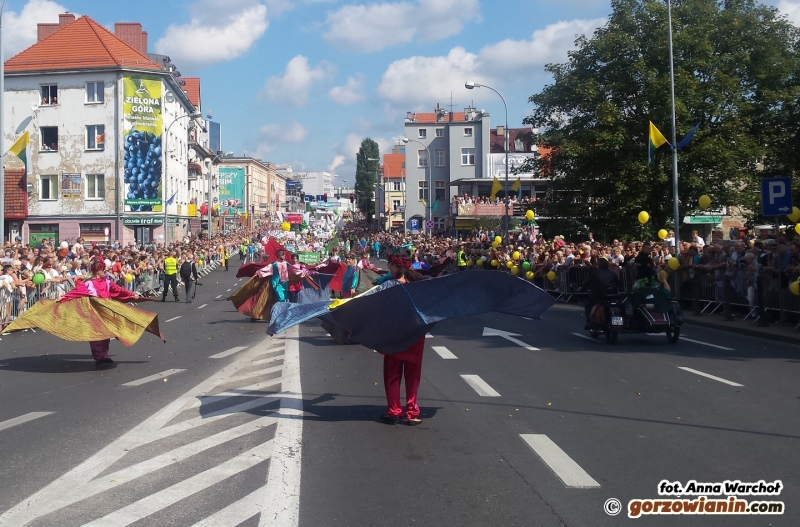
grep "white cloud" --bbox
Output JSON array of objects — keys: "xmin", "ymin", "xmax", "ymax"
[
  {"xmin": 260, "ymin": 55, "xmax": 335, "ymax": 108},
  {"xmin": 3, "ymin": 0, "xmax": 70, "ymax": 58},
  {"xmin": 323, "ymin": 0, "xmax": 480, "ymax": 52},
  {"xmin": 328, "ymin": 155, "xmax": 346, "ymax": 172},
  {"xmin": 329, "ymin": 75, "xmax": 366, "ymax": 105},
  {"xmin": 778, "ymin": 0, "xmax": 800, "ymax": 24},
  {"xmin": 265, "ymin": 0, "xmax": 334, "ymax": 17},
  {"xmin": 377, "ymin": 18, "xmax": 605, "ymax": 109},
  {"xmin": 255, "ymin": 120, "xmax": 307, "ymax": 155},
  {"xmin": 155, "ymin": 0, "xmax": 268, "ymax": 67},
  {"xmin": 330, "ymin": 133, "xmax": 402, "ymax": 184}
]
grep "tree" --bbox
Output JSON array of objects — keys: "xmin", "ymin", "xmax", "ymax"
[
  {"xmin": 355, "ymin": 138, "xmax": 380, "ymax": 220},
  {"xmin": 524, "ymin": 0, "xmax": 800, "ymax": 240}
]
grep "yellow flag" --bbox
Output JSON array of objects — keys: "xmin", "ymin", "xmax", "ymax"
[
  {"xmin": 511, "ymin": 177, "xmax": 521, "ymax": 192},
  {"xmin": 490, "ymin": 177, "xmax": 502, "ymax": 199}
]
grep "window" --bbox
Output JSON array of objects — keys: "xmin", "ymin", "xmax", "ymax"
[
  {"xmin": 40, "ymin": 127, "xmax": 59, "ymax": 151},
  {"xmin": 392, "ymin": 199, "xmax": 401, "ymax": 210},
  {"xmin": 435, "ymin": 128, "xmax": 444, "ymax": 138},
  {"xmin": 464, "ymin": 127, "xmax": 473, "ymax": 137},
  {"xmin": 435, "ymin": 180, "xmax": 446, "ymax": 201},
  {"xmin": 392, "ymin": 181, "xmax": 402, "ymax": 191},
  {"xmin": 434, "ymin": 149, "xmax": 446, "ymax": 167},
  {"xmin": 41, "ymin": 85, "xmax": 58, "ymax": 105},
  {"xmin": 86, "ymin": 82, "xmax": 104, "ymax": 103},
  {"xmin": 86, "ymin": 125, "xmax": 105, "ymax": 150},
  {"xmin": 417, "ymin": 149, "xmax": 428, "ymax": 168},
  {"xmin": 86, "ymin": 174, "xmax": 105, "ymax": 199},
  {"xmin": 418, "ymin": 129, "xmax": 427, "ymax": 139},
  {"xmin": 461, "ymin": 147, "xmax": 475, "ymax": 166},
  {"xmin": 418, "ymin": 181, "xmax": 429, "ymax": 201},
  {"xmin": 39, "ymin": 175, "xmax": 58, "ymax": 200}
]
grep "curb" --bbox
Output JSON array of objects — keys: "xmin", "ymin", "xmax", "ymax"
[{"xmin": 681, "ymin": 316, "xmax": 800, "ymax": 346}]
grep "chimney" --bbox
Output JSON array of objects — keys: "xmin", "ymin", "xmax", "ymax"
[
  {"xmin": 115, "ymin": 23, "xmax": 144, "ymax": 52},
  {"xmin": 496, "ymin": 125, "xmax": 505, "ymax": 137},
  {"xmin": 37, "ymin": 23, "xmax": 59, "ymax": 41},
  {"xmin": 141, "ymin": 31, "xmax": 148, "ymax": 53},
  {"xmin": 59, "ymin": 13, "xmax": 75, "ymax": 26}
]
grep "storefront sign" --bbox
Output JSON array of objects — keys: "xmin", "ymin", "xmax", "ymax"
[
  {"xmin": 123, "ymin": 216, "xmax": 164, "ymax": 226},
  {"xmin": 80, "ymin": 223, "xmax": 110, "ymax": 243},
  {"xmin": 123, "ymin": 76, "xmax": 163, "ymax": 211},
  {"xmin": 28, "ymin": 224, "xmax": 59, "ymax": 246},
  {"xmin": 286, "ymin": 213, "xmax": 303, "ymax": 224},
  {"xmin": 683, "ymin": 215, "xmax": 722, "ymax": 224},
  {"xmin": 61, "ymin": 173, "xmax": 82, "ymax": 197}
]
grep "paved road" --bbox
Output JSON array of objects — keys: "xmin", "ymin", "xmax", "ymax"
[{"xmin": 1, "ymin": 266, "xmax": 797, "ymax": 526}]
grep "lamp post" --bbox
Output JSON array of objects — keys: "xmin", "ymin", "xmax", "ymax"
[
  {"xmin": 402, "ymin": 137, "xmax": 431, "ymax": 234},
  {"xmin": 205, "ymin": 152, "xmax": 223, "ymax": 239},
  {"xmin": 163, "ymin": 110, "xmax": 201, "ymax": 245},
  {"xmin": 0, "ymin": 0, "xmax": 8, "ymax": 243},
  {"xmin": 367, "ymin": 157, "xmax": 381, "ymax": 230},
  {"xmin": 465, "ymin": 81, "xmax": 509, "ymax": 237}
]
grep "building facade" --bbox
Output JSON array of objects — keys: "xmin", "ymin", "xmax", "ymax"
[
  {"xmin": 216, "ymin": 157, "xmax": 286, "ymax": 230},
  {"xmin": 381, "ymin": 147, "xmax": 406, "ymax": 231}
]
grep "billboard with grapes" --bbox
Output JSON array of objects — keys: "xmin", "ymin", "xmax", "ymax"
[{"xmin": 123, "ymin": 76, "xmax": 163, "ymax": 212}]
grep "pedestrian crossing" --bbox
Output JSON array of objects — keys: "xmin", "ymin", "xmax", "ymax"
[{"xmin": 0, "ymin": 326, "xmax": 303, "ymax": 527}]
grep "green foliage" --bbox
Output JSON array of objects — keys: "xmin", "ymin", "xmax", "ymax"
[
  {"xmin": 355, "ymin": 138, "xmax": 380, "ymax": 218},
  {"xmin": 524, "ymin": 0, "xmax": 800, "ymax": 239}
]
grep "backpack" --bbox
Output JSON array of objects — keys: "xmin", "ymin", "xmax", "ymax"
[{"xmin": 179, "ymin": 261, "xmax": 192, "ymax": 280}]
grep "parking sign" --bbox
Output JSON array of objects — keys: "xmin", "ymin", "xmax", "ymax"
[
  {"xmin": 761, "ymin": 177, "xmax": 792, "ymax": 216},
  {"xmin": 410, "ymin": 219, "xmax": 419, "ymax": 231}
]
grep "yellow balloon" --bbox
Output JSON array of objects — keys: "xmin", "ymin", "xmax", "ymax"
[
  {"xmin": 525, "ymin": 210, "xmax": 535, "ymax": 220},
  {"xmin": 789, "ymin": 207, "xmax": 800, "ymax": 223},
  {"xmin": 638, "ymin": 211, "xmax": 649, "ymax": 224},
  {"xmin": 476, "ymin": 258, "xmax": 484, "ymax": 266},
  {"xmin": 125, "ymin": 273, "xmax": 134, "ymax": 283},
  {"xmin": 281, "ymin": 222, "xmax": 291, "ymax": 231},
  {"xmin": 506, "ymin": 260, "xmax": 514, "ymax": 269},
  {"xmin": 466, "ymin": 259, "xmax": 473, "ymax": 266},
  {"xmin": 495, "ymin": 236, "xmax": 502, "ymax": 245},
  {"xmin": 491, "ymin": 259, "xmax": 499, "ymax": 267},
  {"xmin": 658, "ymin": 229, "xmax": 668, "ymax": 240},
  {"xmin": 658, "ymin": 270, "xmax": 668, "ymax": 282},
  {"xmin": 512, "ymin": 251, "xmax": 520, "ymax": 260},
  {"xmin": 492, "ymin": 241, "xmax": 500, "ymax": 248},
  {"xmin": 547, "ymin": 270, "xmax": 556, "ymax": 281},
  {"xmin": 795, "ymin": 223, "xmax": 800, "ymax": 235},
  {"xmin": 668, "ymin": 257, "xmax": 680, "ymax": 270},
  {"xmin": 525, "ymin": 271, "xmax": 534, "ymax": 279},
  {"xmin": 511, "ymin": 266, "xmax": 519, "ymax": 275},
  {"xmin": 698, "ymin": 195, "xmax": 711, "ymax": 210},
  {"xmin": 791, "ymin": 281, "xmax": 800, "ymax": 296}
]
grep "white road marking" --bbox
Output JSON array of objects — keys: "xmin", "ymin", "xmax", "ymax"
[
  {"xmin": 0, "ymin": 412, "xmax": 54, "ymax": 433},
  {"xmin": 571, "ymin": 332, "xmax": 600, "ymax": 342},
  {"xmin": 678, "ymin": 367, "xmax": 744, "ymax": 387},
  {"xmin": 520, "ymin": 434, "xmax": 600, "ymax": 488},
  {"xmin": 432, "ymin": 346, "xmax": 458, "ymax": 360},
  {"xmin": 216, "ymin": 295, "xmax": 222, "ymax": 299},
  {"xmin": 122, "ymin": 369, "xmax": 186, "ymax": 387},
  {"xmin": 460, "ymin": 374, "xmax": 501, "ymax": 397},
  {"xmin": 482, "ymin": 327, "xmax": 539, "ymax": 350},
  {"xmin": 227, "ymin": 288, "xmax": 232, "ymax": 292},
  {"xmin": 165, "ymin": 316, "xmax": 182, "ymax": 323},
  {"xmin": 198, "ymin": 304, "xmax": 208, "ymax": 309},
  {"xmin": 209, "ymin": 346, "xmax": 248, "ymax": 359},
  {"xmin": 679, "ymin": 337, "xmax": 734, "ymax": 351},
  {"xmin": 191, "ymin": 486, "xmax": 263, "ymax": 526},
  {"xmin": 425, "ymin": 333, "xmax": 433, "ymax": 339}
]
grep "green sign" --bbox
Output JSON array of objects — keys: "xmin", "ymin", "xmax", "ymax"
[
  {"xmin": 123, "ymin": 216, "xmax": 164, "ymax": 226},
  {"xmin": 167, "ymin": 217, "xmax": 180, "ymax": 225},
  {"xmin": 218, "ymin": 167, "xmax": 245, "ymax": 214},
  {"xmin": 29, "ymin": 232, "xmax": 56, "ymax": 246},
  {"xmin": 684, "ymin": 215, "xmax": 722, "ymax": 224},
  {"xmin": 297, "ymin": 251, "xmax": 321, "ymax": 265}
]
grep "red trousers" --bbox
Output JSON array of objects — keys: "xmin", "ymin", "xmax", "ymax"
[
  {"xmin": 89, "ymin": 339, "xmax": 110, "ymax": 360},
  {"xmin": 383, "ymin": 337, "xmax": 425, "ymax": 419}
]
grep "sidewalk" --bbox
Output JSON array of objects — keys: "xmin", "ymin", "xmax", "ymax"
[{"xmin": 681, "ymin": 311, "xmax": 800, "ymax": 346}]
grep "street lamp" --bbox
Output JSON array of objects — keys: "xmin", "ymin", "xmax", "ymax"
[
  {"xmin": 465, "ymin": 81, "xmax": 509, "ymax": 237},
  {"xmin": 368, "ymin": 157, "xmax": 381, "ymax": 229},
  {"xmin": 205, "ymin": 151, "xmax": 224, "ymax": 239},
  {"xmin": 402, "ymin": 137, "xmax": 431, "ymax": 234},
  {"xmin": 164, "ymin": 110, "xmax": 202, "ymax": 244}
]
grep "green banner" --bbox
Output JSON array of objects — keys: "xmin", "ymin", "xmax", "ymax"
[
  {"xmin": 123, "ymin": 76, "xmax": 163, "ymax": 212},
  {"xmin": 297, "ymin": 251, "xmax": 321, "ymax": 265}
]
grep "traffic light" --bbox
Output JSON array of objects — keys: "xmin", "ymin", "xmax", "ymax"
[
  {"xmin": 349, "ymin": 193, "xmax": 355, "ymax": 203},
  {"xmin": 323, "ymin": 193, "xmax": 328, "ymax": 202}
]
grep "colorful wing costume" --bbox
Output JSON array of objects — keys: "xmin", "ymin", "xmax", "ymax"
[{"xmin": 268, "ymin": 271, "xmax": 554, "ymax": 353}]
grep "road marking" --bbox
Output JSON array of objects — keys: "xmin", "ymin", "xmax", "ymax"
[
  {"xmin": 432, "ymin": 346, "xmax": 457, "ymax": 360},
  {"xmin": 191, "ymin": 486, "xmax": 263, "ymax": 526},
  {"xmin": 482, "ymin": 327, "xmax": 539, "ymax": 350},
  {"xmin": 679, "ymin": 337, "xmax": 734, "ymax": 351},
  {"xmin": 0, "ymin": 412, "xmax": 54, "ymax": 433},
  {"xmin": 520, "ymin": 434, "xmax": 600, "ymax": 488},
  {"xmin": 460, "ymin": 374, "xmax": 500, "ymax": 397},
  {"xmin": 198, "ymin": 304, "xmax": 208, "ymax": 309},
  {"xmin": 425, "ymin": 333, "xmax": 434, "ymax": 339},
  {"xmin": 678, "ymin": 367, "xmax": 744, "ymax": 387},
  {"xmin": 209, "ymin": 346, "xmax": 248, "ymax": 359},
  {"xmin": 216, "ymin": 295, "xmax": 222, "ymax": 299},
  {"xmin": 122, "ymin": 369, "xmax": 186, "ymax": 387},
  {"xmin": 227, "ymin": 288, "xmax": 232, "ymax": 292},
  {"xmin": 165, "ymin": 316, "xmax": 182, "ymax": 323},
  {"xmin": 572, "ymin": 332, "xmax": 599, "ymax": 342}
]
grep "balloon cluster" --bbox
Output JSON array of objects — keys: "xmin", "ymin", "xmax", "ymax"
[{"xmin": 124, "ymin": 129, "xmax": 162, "ymax": 212}]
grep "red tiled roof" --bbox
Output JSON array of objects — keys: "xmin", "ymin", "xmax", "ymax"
[
  {"xmin": 410, "ymin": 112, "xmax": 467, "ymax": 124},
  {"xmin": 182, "ymin": 77, "xmax": 201, "ymax": 108},
  {"xmin": 5, "ymin": 15, "xmax": 162, "ymax": 73},
  {"xmin": 383, "ymin": 153, "xmax": 405, "ymax": 179}
]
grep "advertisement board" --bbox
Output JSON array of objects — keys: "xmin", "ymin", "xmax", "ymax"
[
  {"xmin": 286, "ymin": 213, "xmax": 303, "ymax": 224},
  {"xmin": 123, "ymin": 76, "xmax": 163, "ymax": 212},
  {"xmin": 218, "ymin": 167, "xmax": 245, "ymax": 215},
  {"xmin": 61, "ymin": 173, "xmax": 81, "ymax": 197}
]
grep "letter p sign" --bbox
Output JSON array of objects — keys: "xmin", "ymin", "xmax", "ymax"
[
  {"xmin": 761, "ymin": 177, "xmax": 793, "ymax": 216},
  {"xmin": 769, "ymin": 181, "xmax": 785, "ymax": 204}
]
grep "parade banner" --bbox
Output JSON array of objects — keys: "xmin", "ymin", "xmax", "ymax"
[
  {"xmin": 297, "ymin": 251, "xmax": 321, "ymax": 265},
  {"xmin": 218, "ymin": 167, "xmax": 245, "ymax": 214},
  {"xmin": 123, "ymin": 76, "xmax": 163, "ymax": 212}
]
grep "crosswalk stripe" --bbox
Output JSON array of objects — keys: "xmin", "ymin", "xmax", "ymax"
[
  {"xmin": 460, "ymin": 374, "xmax": 500, "ymax": 397},
  {"xmin": 190, "ymin": 486, "xmax": 263, "ymax": 527},
  {"xmin": 432, "ymin": 346, "xmax": 458, "ymax": 360},
  {"xmin": 0, "ymin": 412, "xmax": 54, "ymax": 433},
  {"xmin": 122, "ymin": 369, "xmax": 186, "ymax": 387},
  {"xmin": 425, "ymin": 333, "xmax": 434, "ymax": 339},
  {"xmin": 216, "ymin": 295, "xmax": 222, "ymax": 299},
  {"xmin": 209, "ymin": 346, "xmax": 248, "ymax": 359},
  {"xmin": 230, "ymin": 364, "xmax": 283, "ymax": 382},
  {"xmin": 520, "ymin": 434, "xmax": 600, "ymax": 488}
]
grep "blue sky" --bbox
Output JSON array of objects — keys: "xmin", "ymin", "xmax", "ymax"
[{"xmin": 3, "ymin": 0, "xmax": 799, "ymax": 186}]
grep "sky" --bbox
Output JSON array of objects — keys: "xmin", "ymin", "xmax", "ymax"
[{"xmin": 2, "ymin": 0, "xmax": 799, "ymax": 187}]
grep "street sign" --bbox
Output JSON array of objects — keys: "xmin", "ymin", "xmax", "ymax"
[
  {"xmin": 761, "ymin": 177, "xmax": 792, "ymax": 216},
  {"xmin": 410, "ymin": 219, "xmax": 419, "ymax": 231},
  {"xmin": 425, "ymin": 220, "xmax": 434, "ymax": 229}
]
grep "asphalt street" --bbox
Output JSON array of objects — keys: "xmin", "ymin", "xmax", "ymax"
[{"xmin": 1, "ymin": 265, "xmax": 798, "ymax": 526}]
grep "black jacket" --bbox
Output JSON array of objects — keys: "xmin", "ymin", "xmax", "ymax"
[{"xmin": 580, "ymin": 268, "xmax": 619, "ymax": 301}]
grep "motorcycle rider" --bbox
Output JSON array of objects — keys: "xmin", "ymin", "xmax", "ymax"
[
  {"xmin": 579, "ymin": 257, "xmax": 619, "ymax": 329},
  {"xmin": 634, "ymin": 242, "xmax": 658, "ymax": 282}
]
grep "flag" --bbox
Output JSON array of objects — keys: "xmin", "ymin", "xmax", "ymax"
[
  {"xmin": 649, "ymin": 121, "xmax": 670, "ymax": 164},
  {"xmin": 8, "ymin": 131, "xmax": 30, "ymax": 173},
  {"xmin": 431, "ymin": 199, "xmax": 439, "ymax": 212},
  {"xmin": 511, "ymin": 177, "xmax": 521, "ymax": 192},
  {"xmin": 676, "ymin": 122, "xmax": 700, "ymax": 149},
  {"xmin": 490, "ymin": 177, "xmax": 502, "ymax": 199},
  {"xmin": 165, "ymin": 192, "xmax": 177, "ymax": 205},
  {"xmin": 421, "ymin": 198, "xmax": 427, "ymax": 208}
]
